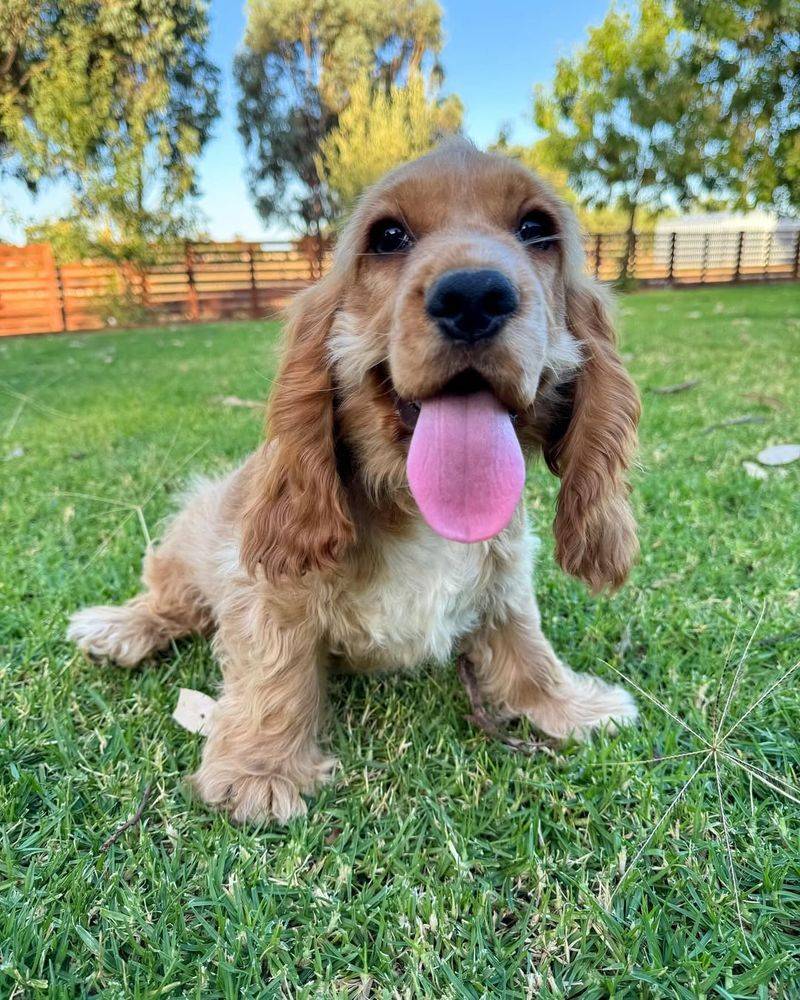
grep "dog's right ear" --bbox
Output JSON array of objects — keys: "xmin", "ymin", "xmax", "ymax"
[{"xmin": 241, "ymin": 276, "xmax": 355, "ymax": 580}]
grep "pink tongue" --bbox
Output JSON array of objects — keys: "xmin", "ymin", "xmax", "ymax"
[{"xmin": 406, "ymin": 389, "xmax": 525, "ymax": 543}]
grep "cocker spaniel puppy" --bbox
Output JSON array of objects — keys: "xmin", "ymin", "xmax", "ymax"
[{"xmin": 68, "ymin": 141, "xmax": 640, "ymax": 824}]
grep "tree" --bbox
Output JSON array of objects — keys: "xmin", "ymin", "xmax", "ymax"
[
  {"xmin": 532, "ymin": 0, "xmax": 701, "ymax": 270},
  {"xmin": 678, "ymin": 0, "xmax": 800, "ymax": 214},
  {"xmin": 0, "ymin": 0, "xmax": 219, "ymax": 258},
  {"xmin": 316, "ymin": 72, "xmax": 461, "ymax": 212},
  {"xmin": 0, "ymin": 1, "xmax": 42, "ymax": 183},
  {"xmin": 235, "ymin": 0, "xmax": 445, "ymax": 241}
]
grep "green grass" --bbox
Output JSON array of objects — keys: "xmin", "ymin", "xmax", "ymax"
[{"xmin": 2, "ymin": 283, "xmax": 799, "ymax": 998}]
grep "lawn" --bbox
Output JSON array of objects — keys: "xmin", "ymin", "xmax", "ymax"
[{"xmin": 1, "ymin": 283, "xmax": 799, "ymax": 998}]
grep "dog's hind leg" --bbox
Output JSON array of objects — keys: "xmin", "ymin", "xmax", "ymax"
[{"xmin": 67, "ymin": 546, "xmax": 213, "ymax": 667}]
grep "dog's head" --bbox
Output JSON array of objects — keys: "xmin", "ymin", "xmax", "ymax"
[{"xmin": 242, "ymin": 140, "xmax": 640, "ymax": 591}]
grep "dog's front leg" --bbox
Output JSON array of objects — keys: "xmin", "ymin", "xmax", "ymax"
[
  {"xmin": 191, "ymin": 615, "xmax": 334, "ymax": 824},
  {"xmin": 462, "ymin": 591, "xmax": 637, "ymax": 741}
]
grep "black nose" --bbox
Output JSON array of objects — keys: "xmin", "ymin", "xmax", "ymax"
[{"xmin": 425, "ymin": 268, "xmax": 519, "ymax": 343}]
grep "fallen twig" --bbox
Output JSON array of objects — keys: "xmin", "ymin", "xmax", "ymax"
[
  {"xmin": 650, "ymin": 379, "xmax": 700, "ymax": 395},
  {"xmin": 456, "ymin": 656, "xmax": 556, "ymax": 756},
  {"xmin": 100, "ymin": 783, "xmax": 153, "ymax": 852},
  {"xmin": 742, "ymin": 392, "xmax": 782, "ymax": 411},
  {"xmin": 702, "ymin": 414, "xmax": 766, "ymax": 434}
]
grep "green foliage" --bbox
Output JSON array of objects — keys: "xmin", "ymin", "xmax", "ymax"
[
  {"xmin": 235, "ymin": 0, "xmax": 446, "ymax": 237},
  {"xmin": 533, "ymin": 0, "xmax": 698, "ymax": 240},
  {"xmin": 0, "ymin": 2, "xmax": 36, "ymax": 183},
  {"xmin": 678, "ymin": 0, "xmax": 800, "ymax": 214},
  {"xmin": 316, "ymin": 73, "xmax": 462, "ymax": 212},
  {"xmin": 25, "ymin": 216, "xmax": 102, "ymax": 263},
  {"xmin": 532, "ymin": 0, "xmax": 798, "ymax": 229},
  {"xmin": 2, "ymin": 286, "xmax": 800, "ymax": 994},
  {"xmin": 0, "ymin": 0, "xmax": 219, "ymax": 259}
]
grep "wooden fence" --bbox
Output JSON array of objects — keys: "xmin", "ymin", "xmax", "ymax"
[
  {"xmin": 0, "ymin": 241, "xmax": 318, "ymax": 338},
  {"xmin": 2, "ymin": 229, "xmax": 799, "ymax": 337}
]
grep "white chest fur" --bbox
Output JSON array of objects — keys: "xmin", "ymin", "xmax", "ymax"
[{"xmin": 328, "ymin": 516, "xmax": 533, "ymax": 672}]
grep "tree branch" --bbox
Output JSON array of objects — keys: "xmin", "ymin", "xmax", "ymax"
[{"xmin": 456, "ymin": 656, "xmax": 557, "ymax": 757}]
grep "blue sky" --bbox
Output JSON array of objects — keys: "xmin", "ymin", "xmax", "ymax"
[{"xmin": 0, "ymin": 0, "xmax": 609, "ymax": 243}]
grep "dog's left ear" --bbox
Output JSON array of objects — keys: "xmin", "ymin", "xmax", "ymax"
[
  {"xmin": 241, "ymin": 275, "xmax": 355, "ymax": 580},
  {"xmin": 542, "ymin": 278, "xmax": 640, "ymax": 592}
]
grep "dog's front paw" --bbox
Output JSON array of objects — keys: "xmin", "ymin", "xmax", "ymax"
[
  {"xmin": 193, "ymin": 768, "xmax": 307, "ymax": 824},
  {"xmin": 191, "ymin": 754, "xmax": 336, "ymax": 825},
  {"xmin": 525, "ymin": 667, "xmax": 638, "ymax": 741}
]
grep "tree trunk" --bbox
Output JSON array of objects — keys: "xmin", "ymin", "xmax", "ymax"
[{"xmin": 621, "ymin": 201, "xmax": 637, "ymax": 281}]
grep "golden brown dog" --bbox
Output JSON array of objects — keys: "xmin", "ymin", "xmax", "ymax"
[{"xmin": 68, "ymin": 141, "xmax": 640, "ymax": 824}]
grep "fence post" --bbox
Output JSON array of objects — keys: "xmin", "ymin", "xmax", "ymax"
[
  {"xmin": 700, "ymin": 234, "xmax": 709, "ymax": 283},
  {"xmin": 793, "ymin": 230, "xmax": 800, "ymax": 279},
  {"xmin": 763, "ymin": 231, "xmax": 773, "ymax": 280},
  {"xmin": 185, "ymin": 242, "xmax": 199, "ymax": 320},
  {"xmin": 734, "ymin": 231, "xmax": 745, "ymax": 282},
  {"xmin": 137, "ymin": 262, "xmax": 149, "ymax": 312},
  {"xmin": 248, "ymin": 245, "xmax": 259, "ymax": 318},
  {"xmin": 593, "ymin": 233, "xmax": 602, "ymax": 279},
  {"xmin": 120, "ymin": 262, "xmax": 131, "ymax": 316},
  {"xmin": 667, "ymin": 232, "xmax": 677, "ymax": 284},
  {"xmin": 53, "ymin": 260, "xmax": 67, "ymax": 332}
]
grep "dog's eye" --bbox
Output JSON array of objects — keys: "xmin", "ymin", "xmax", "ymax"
[
  {"xmin": 368, "ymin": 218, "xmax": 412, "ymax": 255},
  {"xmin": 516, "ymin": 210, "xmax": 557, "ymax": 249}
]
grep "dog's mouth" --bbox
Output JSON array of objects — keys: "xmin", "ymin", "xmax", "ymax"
[
  {"xmin": 395, "ymin": 397, "xmax": 422, "ymax": 434},
  {"xmin": 391, "ymin": 370, "xmax": 519, "ymax": 434},
  {"xmin": 383, "ymin": 367, "xmax": 526, "ymax": 544}
]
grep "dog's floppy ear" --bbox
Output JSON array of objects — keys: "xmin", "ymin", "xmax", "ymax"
[
  {"xmin": 543, "ymin": 278, "xmax": 640, "ymax": 592},
  {"xmin": 241, "ymin": 275, "xmax": 355, "ymax": 580}
]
